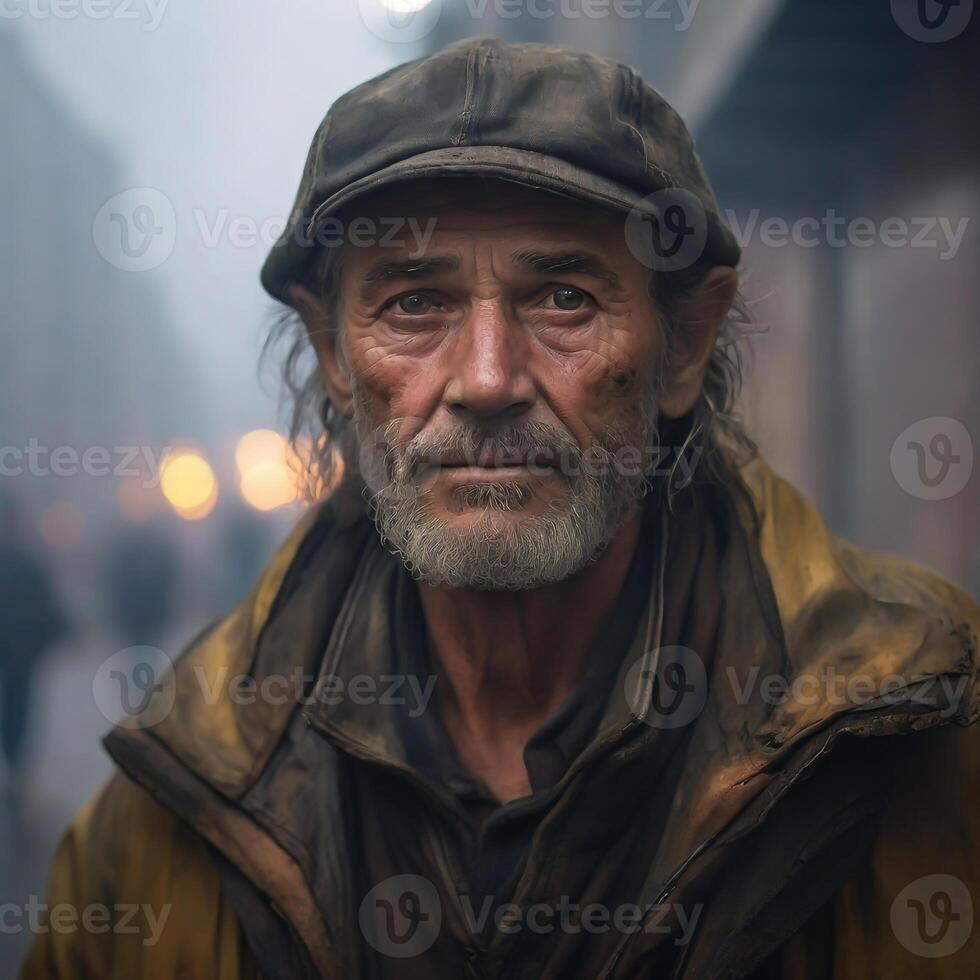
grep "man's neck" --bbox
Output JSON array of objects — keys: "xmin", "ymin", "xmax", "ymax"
[{"xmin": 418, "ymin": 513, "xmax": 644, "ymax": 802}]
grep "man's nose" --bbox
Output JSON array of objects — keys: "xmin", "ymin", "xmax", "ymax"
[{"xmin": 443, "ymin": 302, "xmax": 535, "ymax": 421}]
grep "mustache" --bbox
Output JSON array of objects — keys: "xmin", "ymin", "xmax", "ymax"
[{"xmin": 389, "ymin": 420, "xmax": 582, "ymax": 481}]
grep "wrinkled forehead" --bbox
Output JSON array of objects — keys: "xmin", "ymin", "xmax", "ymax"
[{"xmin": 327, "ymin": 176, "xmax": 639, "ymax": 287}]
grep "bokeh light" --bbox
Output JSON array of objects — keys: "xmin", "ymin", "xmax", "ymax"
[
  {"xmin": 234, "ymin": 429, "xmax": 288, "ymax": 475},
  {"xmin": 160, "ymin": 449, "xmax": 218, "ymax": 520},
  {"xmin": 239, "ymin": 460, "xmax": 299, "ymax": 511},
  {"xmin": 235, "ymin": 429, "xmax": 301, "ymax": 511}
]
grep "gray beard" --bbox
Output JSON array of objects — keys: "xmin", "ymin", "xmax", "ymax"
[{"xmin": 353, "ymin": 395, "xmax": 657, "ymax": 591}]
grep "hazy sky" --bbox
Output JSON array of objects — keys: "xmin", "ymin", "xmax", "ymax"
[{"xmin": 11, "ymin": 1, "xmax": 411, "ymax": 433}]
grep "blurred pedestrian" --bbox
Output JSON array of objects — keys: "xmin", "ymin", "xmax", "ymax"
[
  {"xmin": 102, "ymin": 521, "xmax": 180, "ymax": 650},
  {"xmin": 0, "ymin": 495, "xmax": 69, "ymax": 793}
]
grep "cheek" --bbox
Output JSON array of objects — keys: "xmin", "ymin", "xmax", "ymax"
[
  {"xmin": 344, "ymin": 332, "xmax": 444, "ymax": 431},
  {"xmin": 605, "ymin": 366, "xmax": 658, "ymax": 441},
  {"xmin": 592, "ymin": 313, "xmax": 663, "ymax": 427},
  {"xmin": 539, "ymin": 338, "xmax": 655, "ymax": 442}
]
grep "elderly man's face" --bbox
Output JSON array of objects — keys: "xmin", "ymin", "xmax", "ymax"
[{"xmin": 292, "ymin": 180, "xmax": 732, "ymax": 589}]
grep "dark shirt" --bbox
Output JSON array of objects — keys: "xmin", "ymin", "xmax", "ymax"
[{"xmin": 389, "ymin": 517, "xmax": 655, "ymax": 908}]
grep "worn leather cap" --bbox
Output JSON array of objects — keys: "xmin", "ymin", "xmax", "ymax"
[{"xmin": 261, "ymin": 37, "xmax": 740, "ymax": 301}]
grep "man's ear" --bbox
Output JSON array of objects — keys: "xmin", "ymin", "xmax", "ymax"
[
  {"xmin": 658, "ymin": 266, "xmax": 739, "ymax": 420},
  {"xmin": 286, "ymin": 282, "xmax": 353, "ymax": 417}
]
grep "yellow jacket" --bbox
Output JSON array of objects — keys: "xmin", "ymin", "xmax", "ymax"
[{"xmin": 21, "ymin": 461, "xmax": 980, "ymax": 979}]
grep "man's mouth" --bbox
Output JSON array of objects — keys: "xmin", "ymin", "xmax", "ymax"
[
  {"xmin": 438, "ymin": 465, "xmax": 543, "ymax": 483},
  {"xmin": 434, "ymin": 448, "xmax": 560, "ymax": 471},
  {"xmin": 411, "ymin": 450, "xmax": 562, "ymax": 488}
]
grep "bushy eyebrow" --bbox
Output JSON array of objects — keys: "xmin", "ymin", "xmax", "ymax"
[
  {"xmin": 361, "ymin": 255, "xmax": 460, "ymax": 284},
  {"xmin": 510, "ymin": 249, "xmax": 621, "ymax": 287}
]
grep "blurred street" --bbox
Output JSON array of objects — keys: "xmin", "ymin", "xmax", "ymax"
[
  {"xmin": 2, "ymin": 638, "xmax": 116, "ymax": 977},
  {"xmin": 0, "ymin": 561, "xmax": 279, "ymax": 976}
]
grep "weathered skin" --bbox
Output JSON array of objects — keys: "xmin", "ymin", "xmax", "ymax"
[{"xmin": 289, "ymin": 180, "xmax": 735, "ymax": 803}]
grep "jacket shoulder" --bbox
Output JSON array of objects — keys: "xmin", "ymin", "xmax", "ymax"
[
  {"xmin": 739, "ymin": 456, "xmax": 979, "ymax": 633},
  {"xmin": 737, "ymin": 457, "xmax": 978, "ymax": 733},
  {"xmin": 19, "ymin": 772, "xmax": 259, "ymax": 980}
]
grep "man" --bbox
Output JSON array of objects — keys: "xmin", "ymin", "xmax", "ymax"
[{"xmin": 23, "ymin": 38, "xmax": 978, "ymax": 979}]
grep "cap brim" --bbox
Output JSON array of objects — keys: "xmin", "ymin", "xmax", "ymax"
[{"xmin": 261, "ymin": 145, "xmax": 739, "ymax": 301}]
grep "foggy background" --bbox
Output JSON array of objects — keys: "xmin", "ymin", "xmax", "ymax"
[{"xmin": 1, "ymin": 1, "xmax": 977, "ymax": 971}]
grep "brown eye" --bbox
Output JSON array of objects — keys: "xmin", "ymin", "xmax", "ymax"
[
  {"xmin": 396, "ymin": 293, "xmax": 432, "ymax": 315},
  {"xmin": 552, "ymin": 287, "xmax": 586, "ymax": 311}
]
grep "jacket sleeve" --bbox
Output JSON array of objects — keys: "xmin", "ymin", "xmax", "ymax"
[{"xmin": 18, "ymin": 771, "xmax": 261, "ymax": 980}]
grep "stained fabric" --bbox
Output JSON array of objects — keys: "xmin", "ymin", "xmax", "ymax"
[{"xmin": 20, "ymin": 458, "xmax": 980, "ymax": 979}]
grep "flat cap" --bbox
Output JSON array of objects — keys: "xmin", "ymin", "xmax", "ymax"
[{"xmin": 261, "ymin": 37, "xmax": 740, "ymax": 301}]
